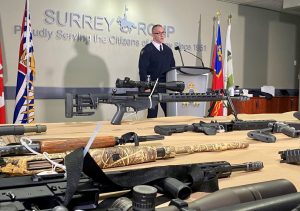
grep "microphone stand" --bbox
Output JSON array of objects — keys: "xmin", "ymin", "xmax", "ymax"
[{"xmin": 183, "ymin": 49, "xmax": 205, "ymax": 67}]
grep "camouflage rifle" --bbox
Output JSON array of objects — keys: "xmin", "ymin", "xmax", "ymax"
[{"xmin": 0, "ymin": 142, "xmax": 248, "ymax": 176}]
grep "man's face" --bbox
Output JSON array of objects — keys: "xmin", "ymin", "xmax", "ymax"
[{"xmin": 152, "ymin": 26, "xmax": 166, "ymax": 44}]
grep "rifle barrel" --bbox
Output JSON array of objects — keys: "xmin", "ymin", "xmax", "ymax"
[
  {"xmin": 0, "ymin": 125, "xmax": 47, "ymax": 136},
  {"xmin": 231, "ymin": 161, "xmax": 264, "ymax": 172}
]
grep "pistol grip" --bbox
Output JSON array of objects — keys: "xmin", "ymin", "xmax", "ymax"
[{"xmin": 111, "ymin": 104, "xmax": 126, "ymax": 125}]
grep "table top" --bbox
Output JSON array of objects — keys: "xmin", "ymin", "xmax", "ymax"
[{"xmin": 27, "ymin": 111, "xmax": 300, "ymax": 191}]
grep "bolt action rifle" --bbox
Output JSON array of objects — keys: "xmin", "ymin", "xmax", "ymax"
[
  {"xmin": 0, "ymin": 132, "xmax": 164, "ymax": 156},
  {"xmin": 65, "ymin": 89, "xmax": 248, "ymax": 125}
]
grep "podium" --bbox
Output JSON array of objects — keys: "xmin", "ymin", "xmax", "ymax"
[{"xmin": 166, "ymin": 66, "xmax": 212, "ymax": 117}]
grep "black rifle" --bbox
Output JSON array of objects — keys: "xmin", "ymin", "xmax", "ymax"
[
  {"xmin": 247, "ymin": 122, "xmax": 300, "ymax": 143},
  {"xmin": 154, "ymin": 119, "xmax": 277, "ymax": 136},
  {"xmin": 116, "ymin": 77, "xmax": 185, "ymax": 92},
  {"xmin": 0, "ymin": 160, "xmax": 263, "ymax": 210},
  {"xmin": 0, "ymin": 173, "xmax": 100, "ymax": 210},
  {"xmin": 0, "ymin": 125, "xmax": 47, "ymax": 136},
  {"xmin": 107, "ymin": 179, "xmax": 297, "ymax": 211},
  {"xmin": 65, "ymin": 89, "xmax": 247, "ymax": 125}
]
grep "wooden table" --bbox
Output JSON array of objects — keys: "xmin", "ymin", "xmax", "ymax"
[{"xmin": 30, "ymin": 111, "xmax": 300, "ymax": 192}]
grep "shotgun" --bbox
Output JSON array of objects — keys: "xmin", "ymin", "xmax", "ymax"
[{"xmin": 0, "ymin": 132, "xmax": 164, "ymax": 156}]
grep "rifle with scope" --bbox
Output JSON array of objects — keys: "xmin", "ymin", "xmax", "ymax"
[
  {"xmin": 107, "ymin": 179, "xmax": 299, "ymax": 211},
  {"xmin": 65, "ymin": 89, "xmax": 248, "ymax": 125},
  {"xmin": 115, "ymin": 77, "xmax": 185, "ymax": 92}
]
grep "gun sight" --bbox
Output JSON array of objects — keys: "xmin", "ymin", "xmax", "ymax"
[{"xmin": 116, "ymin": 77, "xmax": 185, "ymax": 92}]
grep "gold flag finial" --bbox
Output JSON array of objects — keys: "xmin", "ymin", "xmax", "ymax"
[{"xmin": 216, "ymin": 11, "xmax": 221, "ymax": 20}]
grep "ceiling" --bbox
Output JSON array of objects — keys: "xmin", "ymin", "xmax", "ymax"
[{"xmin": 217, "ymin": 0, "xmax": 300, "ymax": 16}]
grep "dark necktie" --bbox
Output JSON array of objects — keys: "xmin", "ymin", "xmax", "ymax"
[{"xmin": 160, "ymin": 45, "xmax": 163, "ymax": 52}]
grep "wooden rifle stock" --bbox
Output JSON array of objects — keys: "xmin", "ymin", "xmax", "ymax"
[
  {"xmin": 39, "ymin": 136, "xmax": 118, "ymax": 153},
  {"xmin": 1, "ymin": 133, "xmax": 164, "ymax": 156}
]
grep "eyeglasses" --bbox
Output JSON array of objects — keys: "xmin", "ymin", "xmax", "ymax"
[{"xmin": 153, "ymin": 32, "xmax": 166, "ymax": 35}]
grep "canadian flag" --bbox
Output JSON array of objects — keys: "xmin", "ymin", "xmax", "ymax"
[{"xmin": 0, "ymin": 43, "xmax": 6, "ymax": 124}]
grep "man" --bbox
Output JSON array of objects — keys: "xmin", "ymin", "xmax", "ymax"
[{"xmin": 138, "ymin": 24, "xmax": 175, "ymax": 118}]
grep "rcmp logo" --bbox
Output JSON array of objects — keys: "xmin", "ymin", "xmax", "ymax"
[
  {"xmin": 182, "ymin": 82, "xmax": 200, "ymax": 107},
  {"xmin": 116, "ymin": 6, "xmax": 137, "ymax": 34}
]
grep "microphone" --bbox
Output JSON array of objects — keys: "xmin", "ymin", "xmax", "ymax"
[
  {"xmin": 174, "ymin": 46, "xmax": 185, "ymax": 66},
  {"xmin": 183, "ymin": 49, "xmax": 205, "ymax": 67}
]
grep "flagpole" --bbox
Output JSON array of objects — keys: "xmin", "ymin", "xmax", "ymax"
[{"xmin": 26, "ymin": 0, "xmax": 30, "ymax": 123}]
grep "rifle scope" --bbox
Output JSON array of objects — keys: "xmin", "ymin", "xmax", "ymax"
[
  {"xmin": 156, "ymin": 179, "xmax": 297, "ymax": 211},
  {"xmin": 116, "ymin": 77, "xmax": 185, "ymax": 92}
]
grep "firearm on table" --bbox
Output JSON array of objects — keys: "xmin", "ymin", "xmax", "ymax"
[
  {"xmin": 0, "ymin": 160, "xmax": 264, "ymax": 210},
  {"xmin": 153, "ymin": 179, "xmax": 297, "ymax": 211},
  {"xmin": 154, "ymin": 119, "xmax": 277, "ymax": 136},
  {"xmin": 108, "ymin": 179, "xmax": 297, "ymax": 211},
  {"xmin": 0, "ymin": 132, "xmax": 164, "ymax": 156},
  {"xmin": 247, "ymin": 122, "xmax": 300, "ymax": 143},
  {"xmin": 0, "ymin": 124, "xmax": 47, "ymax": 136},
  {"xmin": 0, "ymin": 142, "xmax": 249, "ymax": 176},
  {"xmin": 65, "ymin": 89, "xmax": 248, "ymax": 125},
  {"xmin": 116, "ymin": 77, "xmax": 185, "ymax": 92}
]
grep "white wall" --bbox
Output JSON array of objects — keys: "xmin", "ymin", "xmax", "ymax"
[{"xmin": 0, "ymin": 0, "xmax": 299, "ymax": 123}]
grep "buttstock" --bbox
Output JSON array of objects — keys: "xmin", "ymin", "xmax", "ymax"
[{"xmin": 39, "ymin": 136, "xmax": 117, "ymax": 153}]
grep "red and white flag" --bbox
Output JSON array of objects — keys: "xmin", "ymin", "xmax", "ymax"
[{"xmin": 0, "ymin": 43, "xmax": 6, "ymax": 124}]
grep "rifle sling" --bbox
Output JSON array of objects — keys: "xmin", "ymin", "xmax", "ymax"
[{"xmin": 63, "ymin": 148, "xmax": 220, "ymax": 206}]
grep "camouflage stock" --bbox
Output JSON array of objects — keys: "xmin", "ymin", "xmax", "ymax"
[
  {"xmin": 0, "ymin": 142, "xmax": 249, "ymax": 176},
  {"xmin": 172, "ymin": 142, "xmax": 249, "ymax": 156},
  {"xmin": 0, "ymin": 135, "xmax": 20, "ymax": 146}
]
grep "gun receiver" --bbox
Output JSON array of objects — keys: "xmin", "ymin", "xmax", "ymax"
[
  {"xmin": 116, "ymin": 77, "xmax": 185, "ymax": 92},
  {"xmin": 65, "ymin": 89, "xmax": 248, "ymax": 125}
]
